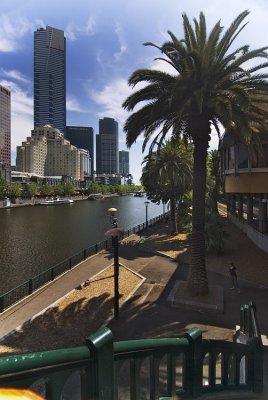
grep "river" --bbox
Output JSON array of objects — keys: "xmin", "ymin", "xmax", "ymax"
[{"xmin": 0, "ymin": 196, "xmax": 163, "ymax": 293}]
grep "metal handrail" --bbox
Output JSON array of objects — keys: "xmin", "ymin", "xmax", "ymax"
[
  {"xmin": 0, "ymin": 310, "xmax": 262, "ymax": 400},
  {"xmin": 0, "ymin": 213, "xmax": 168, "ymax": 313}
]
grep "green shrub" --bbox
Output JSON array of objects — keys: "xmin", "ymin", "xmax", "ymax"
[{"xmin": 205, "ymin": 211, "xmax": 228, "ymax": 254}]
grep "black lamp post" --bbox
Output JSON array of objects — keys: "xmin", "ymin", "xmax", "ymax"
[
  {"xmin": 105, "ymin": 208, "xmax": 123, "ymax": 320},
  {"xmin": 144, "ymin": 201, "xmax": 149, "ymax": 228}
]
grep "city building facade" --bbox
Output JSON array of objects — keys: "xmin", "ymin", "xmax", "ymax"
[
  {"xmin": 16, "ymin": 125, "xmax": 82, "ymax": 180},
  {"xmin": 34, "ymin": 26, "xmax": 66, "ymax": 135},
  {"xmin": 119, "ymin": 150, "xmax": 129, "ymax": 176},
  {"xmin": 96, "ymin": 117, "xmax": 118, "ymax": 174},
  {"xmin": 66, "ymin": 126, "xmax": 94, "ymax": 174},
  {"xmin": 79, "ymin": 148, "xmax": 91, "ymax": 181},
  {"xmin": 0, "ymin": 84, "xmax": 11, "ymax": 181},
  {"xmin": 221, "ymin": 130, "xmax": 268, "ymax": 252}
]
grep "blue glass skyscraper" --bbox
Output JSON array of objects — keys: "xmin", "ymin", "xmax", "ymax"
[{"xmin": 34, "ymin": 26, "xmax": 66, "ymax": 135}]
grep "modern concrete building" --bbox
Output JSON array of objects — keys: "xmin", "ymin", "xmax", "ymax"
[
  {"xmin": 96, "ymin": 117, "xmax": 118, "ymax": 174},
  {"xmin": 79, "ymin": 148, "xmax": 91, "ymax": 181},
  {"xmin": 34, "ymin": 26, "xmax": 66, "ymax": 135},
  {"xmin": 66, "ymin": 126, "xmax": 94, "ymax": 174},
  {"xmin": 119, "ymin": 150, "xmax": 129, "ymax": 176},
  {"xmin": 16, "ymin": 125, "xmax": 82, "ymax": 180},
  {"xmin": 0, "ymin": 84, "xmax": 11, "ymax": 181},
  {"xmin": 221, "ymin": 130, "xmax": 268, "ymax": 252}
]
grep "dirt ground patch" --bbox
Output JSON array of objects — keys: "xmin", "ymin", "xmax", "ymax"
[
  {"xmin": 1, "ymin": 213, "xmax": 267, "ymax": 355},
  {"xmin": 0, "ymin": 265, "xmax": 142, "ymax": 355}
]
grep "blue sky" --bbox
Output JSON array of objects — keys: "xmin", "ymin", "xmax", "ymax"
[{"xmin": 1, "ymin": 0, "xmax": 268, "ymax": 183}]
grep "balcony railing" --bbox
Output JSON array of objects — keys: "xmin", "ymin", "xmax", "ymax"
[{"xmin": 0, "ymin": 302, "xmax": 263, "ymax": 399}]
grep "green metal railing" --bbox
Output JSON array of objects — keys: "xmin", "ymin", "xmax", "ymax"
[
  {"xmin": 0, "ymin": 213, "xmax": 168, "ymax": 314},
  {"xmin": 0, "ymin": 303, "xmax": 263, "ymax": 399}
]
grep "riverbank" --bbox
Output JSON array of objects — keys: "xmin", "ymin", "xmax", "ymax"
[
  {"xmin": 1, "ymin": 214, "xmax": 268, "ymax": 355},
  {"xmin": 0, "ymin": 193, "xmax": 122, "ymax": 209}
]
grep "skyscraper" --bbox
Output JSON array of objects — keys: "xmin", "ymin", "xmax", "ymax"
[
  {"xmin": 34, "ymin": 26, "xmax": 66, "ymax": 135},
  {"xmin": 66, "ymin": 126, "xmax": 94, "ymax": 174},
  {"xmin": 96, "ymin": 117, "xmax": 119, "ymax": 174},
  {"xmin": 0, "ymin": 84, "xmax": 11, "ymax": 181},
  {"xmin": 119, "ymin": 150, "xmax": 129, "ymax": 176}
]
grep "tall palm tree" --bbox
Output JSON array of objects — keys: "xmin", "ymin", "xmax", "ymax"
[
  {"xmin": 122, "ymin": 10, "xmax": 268, "ymax": 296},
  {"xmin": 207, "ymin": 150, "xmax": 221, "ymax": 214},
  {"xmin": 141, "ymin": 138, "xmax": 193, "ymax": 234}
]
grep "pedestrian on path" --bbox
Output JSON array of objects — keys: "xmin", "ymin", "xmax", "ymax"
[{"xmin": 229, "ymin": 262, "xmax": 240, "ymax": 293}]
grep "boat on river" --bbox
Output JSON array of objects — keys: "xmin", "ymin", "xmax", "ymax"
[
  {"xmin": 87, "ymin": 193, "xmax": 104, "ymax": 200},
  {"xmin": 39, "ymin": 197, "xmax": 74, "ymax": 206}
]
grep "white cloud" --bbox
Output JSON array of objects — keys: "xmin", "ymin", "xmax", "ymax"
[
  {"xmin": 0, "ymin": 14, "xmax": 44, "ymax": 52},
  {"xmin": 91, "ymin": 78, "xmax": 131, "ymax": 126},
  {"xmin": 113, "ymin": 23, "xmax": 127, "ymax": 61},
  {"xmin": 0, "ymin": 69, "xmax": 30, "ymax": 84},
  {"xmin": 66, "ymin": 96, "xmax": 84, "ymax": 112},
  {"xmin": 65, "ymin": 16, "xmax": 96, "ymax": 41}
]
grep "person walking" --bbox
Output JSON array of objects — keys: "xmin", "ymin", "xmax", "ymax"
[{"xmin": 229, "ymin": 262, "xmax": 240, "ymax": 293}]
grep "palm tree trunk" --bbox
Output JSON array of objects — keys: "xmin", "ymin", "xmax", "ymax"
[
  {"xmin": 187, "ymin": 136, "xmax": 209, "ymax": 296},
  {"xmin": 169, "ymin": 196, "xmax": 178, "ymax": 234}
]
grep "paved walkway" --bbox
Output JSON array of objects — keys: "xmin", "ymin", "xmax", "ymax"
[
  {"xmin": 1, "ymin": 222, "xmax": 268, "ymax": 396},
  {"xmin": 0, "ymin": 252, "xmax": 111, "ymax": 338},
  {"xmin": 1, "ymin": 229, "xmax": 267, "ymax": 343}
]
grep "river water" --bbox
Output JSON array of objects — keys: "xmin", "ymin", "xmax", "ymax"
[{"xmin": 0, "ymin": 196, "xmax": 162, "ymax": 293}]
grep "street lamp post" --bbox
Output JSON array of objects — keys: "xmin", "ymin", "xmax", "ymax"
[
  {"xmin": 105, "ymin": 208, "xmax": 123, "ymax": 320},
  {"xmin": 144, "ymin": 201, "xmax": 149, "ymax": 228}
]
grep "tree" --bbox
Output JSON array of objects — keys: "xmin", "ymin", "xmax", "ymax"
[
  {"xmin": 207, "ymin": 150, "xmax": 222, "ymax": 213},
  {"xmin": 27, "ymin": 183, "xmax": 38, "ymax": 198},
  {"xmin": 8, "ymin": 183, "xmax": 22, "ymax": 199},
  {"xmin": 123, "ymin": 11, "xmax": 268, "ymax": 296},
  {"xmin": 88, "ymin": 183, "xmax": 102, "ymax": 194},
  {"xmin": 0, "ymin": 178, "xmax": 8, "ymax": 200},
  {"xmin": 54, "ymin": 184, "xmax": 64, "ymax": 196},
  {"xmin": 141, "ymin": 138, "xmax": 193, "ymax": 234},
  {"xmin": 63, "ymin": 182, "xmax": 75, "ymax": 196},
  {"xmin": 40, "ymin": 183, "xmax": 53, "ymax": 197}
]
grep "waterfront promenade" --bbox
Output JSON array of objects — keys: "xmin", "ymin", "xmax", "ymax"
[{"xmin": 1, "ymin": 217, "xmax": 268, "ymax": 346}]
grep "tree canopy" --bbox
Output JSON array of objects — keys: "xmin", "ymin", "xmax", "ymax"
[{"xmin": 123, "ymin": 10, "xmax": 268, "ymax": 295}]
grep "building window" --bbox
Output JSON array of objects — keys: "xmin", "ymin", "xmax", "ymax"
[{"xmin": 237, "ymin": 143, "xmax": 248, "ymax": 169}]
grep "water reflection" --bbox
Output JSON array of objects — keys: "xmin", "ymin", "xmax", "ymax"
[{"xmin": 0, "ymin": 196, "xmax": 162, "ymax": 293}]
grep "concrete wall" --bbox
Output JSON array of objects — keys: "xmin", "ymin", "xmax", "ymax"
[{"xmin": 228, "ymin": 212, "xmax": 268, "ymax": 253}]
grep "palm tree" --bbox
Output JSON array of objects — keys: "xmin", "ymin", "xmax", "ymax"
[
  {"xmin": 207, "ymin": 150, "xmax": 222, "ymax": 214},
  {"xmin": 122, "ymin": 10, "xmax": 268, "ymax": 296},
  {"xmin": 141, "ymin": 138, "xmax": 193, "ymax": 234}
]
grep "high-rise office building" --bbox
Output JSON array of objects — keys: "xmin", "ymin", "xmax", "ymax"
[
  {"xmin": 0, "ymin": 84, "xmax": 11, "ymax": 181},
  {"xmin": 119, "ymin": 150, "xmax": 129, "ymax": 176},
  {"xmin": 66, "ymin": 126, "xmax": 94, "ymax": 174},
  {"xmin": 16, "ymin": 125, "xmax": 86, "ymax": 180},
  {"xmin": 34, "ymin": 26, "xmax": 66, "ymax": 135},
  {"xmin": 96, "ymin": 117, "xmax": 119, "ymax": 174}
]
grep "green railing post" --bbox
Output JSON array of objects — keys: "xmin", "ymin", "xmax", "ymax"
[
  {"xmin": 28, "ymin": 279, "xmax": 33, "ymax": 295},
  {"xmin": 95, "ymin": 243, "xmax": 98, "ymax": 254},
  {"xmin": 84, "ymin": 249, "xmax": 87, "ymax": 260},
  {"xmin": 184, "ymin": 327, "xmax": 203, "ymax": 397},
  {"xmin": 249, "ymin": 302, "xmax": 263, "ymax": 393},
  {"xmin": 86, "ymin": 327, "xmax": 114, "ymax": 400},
  {"xmin": 0, "ymin": 296, "xmax": 4, "ymax": 313}
]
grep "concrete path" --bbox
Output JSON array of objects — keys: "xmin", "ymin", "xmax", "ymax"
[
  {"xmin": 1, "ymin": 235, "xmax": 267, "ymax": 344},
  {"xmin": 0, "ymin": 230, "xmax": 267, "ymax": 397},
  {"xmin": 0, "ymin": 252, "xmax": 112, "ymax": 338}
]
